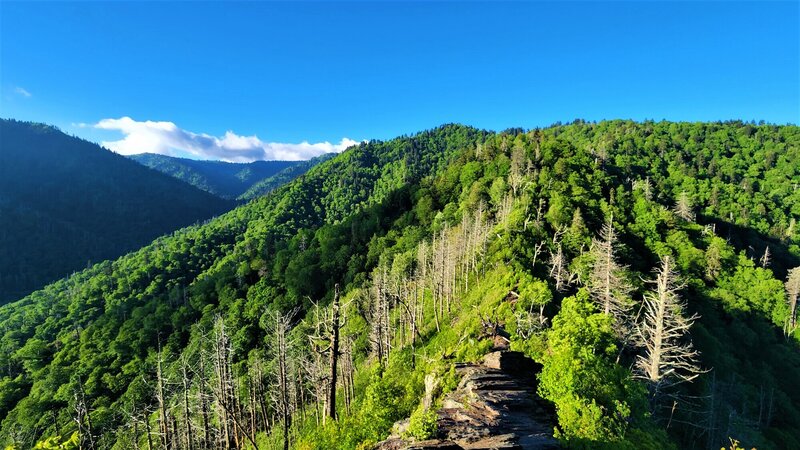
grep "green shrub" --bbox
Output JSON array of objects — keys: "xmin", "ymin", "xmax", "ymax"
[
  {"xmin": 538, "ymin": 289, "xmax": 645, "ymax": 444},
  {"xmin": 404, "ymin": 405, "xmax": 438, "ymax": 441}
]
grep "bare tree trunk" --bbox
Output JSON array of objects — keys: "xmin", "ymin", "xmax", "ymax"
[
  {"xmin": 432, "ymin": 233, "xmax": 441, "ymax": 332},
  {"xmin": 341, "ymin": 336, "xmax": 355, "ymax": 414},
  {"xmin": 382, "ymin": 269, "xmax": 392, "ymax": 365},
  {"xmin": 760, "ymin": 246, "xmax": 771, "ymax": 268},
  {"xmin": 589, "ymin": 215, "xmax": 632, "ymax": 334},
  {"xmin": 326, "ymin": 285, "xmax": 341, "ymax": 422},
  {"xmin": 172, "ymin": 416, "xmax": 179, "ymax": 450},
  {"xmin": 181, "ymin": 356, "xmax": 194, "ymax": 450},
  {"xmin": 248, "ymin": 375, "xmax": 257, "ymax": 446},
  {"xmin": 254, "ymin": 360, "xmax": 269, "ymax": 432},
  {"xmin": 548, "ymin": 228, "xmax": 571, "ymax": 293},
  {"xmin": 145, "ymin": 412, "xmax": 154, "ymax": 450},
  {"xmin": 132, "ymin": 411, "xmax": 141, "ymax": 450},
  {"xmin": 368, "ymin": 281, "xmax": 385, "ymax": 368},
  {"xmin": 198, "ymin": 356, "xmax": 210, "ymax": 450},
  {"xmin": 634, "ymin": 256, "xmax": 702, "ymax": 404},
  {"xmin": 274, "ymin": 310, "xmax": 294, "ymax": 450},
  {"xmin": 232, "ymin": 375, "xmax": 242, "ymax": 449},
  {"xmin": 73, "ymin": 378, "xmax": 95, "ymax": 450},
  {"xmin": 156, "ymin": 350, "xmax": 171, "ymax": 450},
  {"xmin": 786, "ymin": 267, "xmax": 800, "ymax": 334},
  {"xmin": 674, "ymin": 191, "xmax": 695, "ymax": 222},
  {"xmin": 213, "ymin": 320, "xmax": 231, "ymax": 450}
]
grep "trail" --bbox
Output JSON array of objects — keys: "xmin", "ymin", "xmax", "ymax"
[{"xmin": 377, "ymin": 351, "xmax": 559, "ymax": 450}]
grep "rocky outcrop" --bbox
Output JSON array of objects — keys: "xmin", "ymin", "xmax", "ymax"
[
  {"xmin": 481, "ymin": 351, "xmax": 540, "ymax": 374},
  {"xmin": 375, "ymin": 351, "xmax": 559, "ymax": 450}
]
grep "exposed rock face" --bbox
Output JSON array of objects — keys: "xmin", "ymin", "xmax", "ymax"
[
  {"xmin": 481, "ymin": 351, "xmax": 541, "ymax": 374},
  {"xmin": 375, "ymin": 351, "xmax": 558, "ymax": 450},
  {"xmin": 424, "ymin": 373, "xmax": 442, "ymax": 410},
  {"xmin": 405, "ymin": 441, "xmax": 463, "ymax": 450}
]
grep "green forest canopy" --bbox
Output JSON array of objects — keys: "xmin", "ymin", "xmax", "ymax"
[
  {"xmin": 129, "ymin": 154, "xmax": 313, "ymax": 200},
  {"xmin": 1, "ymin": 120, "xmax": 799, "ymax": 450}
]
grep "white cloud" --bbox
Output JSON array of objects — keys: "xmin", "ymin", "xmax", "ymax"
[
  {"xmin": 14, "ymin": 87, "xmax": 31, "ymax": 98},
  {"xmin": 93, "ymin": 116, "xmax": 359, "ymax": 162}
]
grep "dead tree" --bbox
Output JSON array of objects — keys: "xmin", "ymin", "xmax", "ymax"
[
  {"xmin": 300, "ymin": 343, "xmax": 326, "ymax": 425},
  {"xmin": 180, "ymin": 355, "xmax": 195, "ymax": 450},
  {"xmin": 197, "ymin": 353, "xmax": 211, "ymax": 449},
  {"xmin": 432, "ymin": 227, "xmax": 445, "ymax": 328},
  {"xmin": 548, "ymin": 228, "xmax": 573, "ymax": 292},
  {"xmin": 205, "ymin": 318, "xmax": 259, "ymax": 450},
  {"xmin": 368, "ymin": 285, "xmax": 385, "ymax": 368},
  {"xmin": 416, "ymin": 240, "xmax": 430, "ymax": 330},
  {"xmin": 143, "ymin": 406, "xmax": 155, "ymax": 450},
  {"xmin": 759, "ymin": 246, "xmax": 771, "ymax": 268},
  {"xmin": 674, "ymin": 191, "xmax": 695, "ymax": 222},
  {"xmin": 306, "ymin": 286, "xmax": 348, "ymax": 424},
  {"xmin": 461, "ymin": 213, "xmax": 472, "ymax": 292},
  {"xmin": 211, "ymin": 320, "xmax": 232, "ymax": 449},
  {"xmin": 272, "ymin": 309, "xmax": 297, "ymax": 450},
  {"xmin": 248, "ymin": 355, "xmax": 271, "ymax": 433},
  {"xmin": 497, "ymin": 192, "xmax": 514, "ymax": 225},
  {"xmin": 635, "ymin": 256, "xmax": 703, "ymax": 403},
  {"xmin": 634, "ymin": 177, "xmax": 653, "ymax": 201},
  {"xmin": 275, "ymin": 312, "xmax": 292, "ymax": 450},
  {"xmin": 340, "ymin": 336, "xmax": 356, "ymax": 414},
  {"xmin": 787, "ymin": 218, "xmax": 796, "ymax": 242},
  {"xmin": 470, "ymin": 202, "xmax": 486, "ymax": 278},
  {"xmin": 124, "ymin": 404, "xmax": 142, "ymax": 450},
  {"xmin": 154, "ymin": 347, "xmax": 173, "ymax": 450},
  {"xmin": 246, "ymin": 375, "xmax": 258, "ymax": 445},
  {"xmin": 73, "ymin": 376, "xmax": 96, "ymax": 450},
  {"xmin": 326, "ymin": 285, "xmax": 343, "ymax": 422},
  {"xmin": 395, "ymin": 286, "xmax": 421, "ymax": 347},
  {"xmin": 786, "ymin": 266, "xmax": 800, "ymax": 334},
  {"xmin": 479, "ymin": 312, "xmax": 510, "ymax": 350},
  {"xmin": 508, "ymin": 141, "xmax": 526, "ymax": 197},
  {"xmin": 370, "ymin": 268, "xmax": 393, "ymax": 366},
  {"xmin": 530, "ymin": 240, "xmax": 545, "ymax": 272},
  {"xmin": 441, "ymin": 224, "xmax": 459, "ymax": 313},
  {"xmin": 589, "ymin": 215, "xmax": 633, "ymax": 327}
]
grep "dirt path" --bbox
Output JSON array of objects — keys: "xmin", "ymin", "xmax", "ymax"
[{"xmin": 376, "ymin": 351, "xmax": 559, "ymax": 450}]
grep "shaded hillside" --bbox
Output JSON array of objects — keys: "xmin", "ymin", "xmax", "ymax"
[
  {"xmin": 2, "ymin": 121, "xmax": 800, "ymax": 450},
  {"xmin": 0, "ymin": 119, "xmax": 233, "ymax": 304},
  {"xmin": 240, "ymin": 152, "xmax": 336, "ymax": 200},
  {"xmin": 130, "ymin": 154, "xmax": 304, "ymax": 199}
]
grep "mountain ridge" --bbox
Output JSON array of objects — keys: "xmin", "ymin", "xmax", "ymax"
[
  {"xmin": 1, "ymin": 120, "xmax": 799, "ymax": 450},
  {"xmin": 129, "ymin": 153, "xmax": 308, "ymax": 199},
  {"xmin": 0, "ymin": 119, "xmax": 234, "ymax": 304}
]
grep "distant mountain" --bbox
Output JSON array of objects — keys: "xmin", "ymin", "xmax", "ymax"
[
  {"xmin": 0, "ymin": 119, "xmax": 233, "ymax": 304},
  {"xmin": 129, "ymin": 153, "xmax": 303, "ymax": 199},
  {"xmin": 240, "ymin": 152, "xmax": 336, "ymax": 199}
]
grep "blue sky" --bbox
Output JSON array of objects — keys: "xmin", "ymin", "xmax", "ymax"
[{"xmin": 1, "ymin": 1, "xmax": 798, "ymax": 161}]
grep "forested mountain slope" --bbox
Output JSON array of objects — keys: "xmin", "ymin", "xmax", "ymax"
[
  {"xmin": 0, "ymin": 120, "xmax": 233, "ymax": 304},
  {"xmin": 129, "ymin": 154, "xmax": 314, "ymax": 200},
  {"xmin": 1, "ymin": 121, "xmax": 799, "ymax": 450},
  {"xmin": 240, "ymin": 153, "xmax": 336, "ymax": 200}
]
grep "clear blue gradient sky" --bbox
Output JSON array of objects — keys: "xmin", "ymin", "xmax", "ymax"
[{"xmin": 1, "ymin": 1, "xmax": 798, "ymax": 158}]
